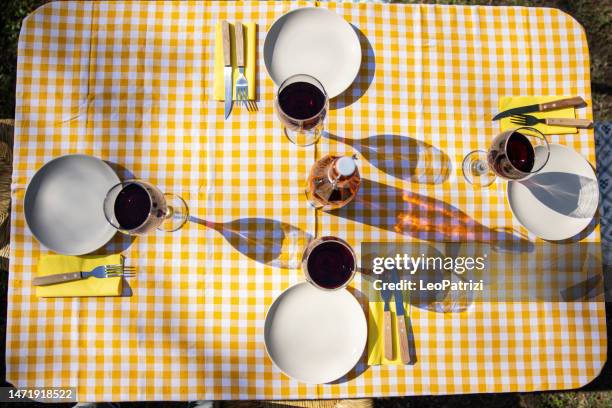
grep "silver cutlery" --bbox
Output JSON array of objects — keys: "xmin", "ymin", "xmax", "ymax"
[
  {"xmin": 391, "ymin": 269, "xmax": 410, "ymax": 364},
  {"xmin": 380, "ymin": 278, "xmax": 394, "ymax": 360},
  {"xmin": 235, "ymin": 23, "xmax": 248, "ymax": 107},
  {"xmin": 222, "ymin": 20, "xmax": 233, "ymax": 119},
  {"xmin": 235, "ymin": 22, "xmax": 257, "ymax": 112},
  {"xmin": 32, "ymin": 264, "xmax": 135, "ymax": 287},
  {"xmin": 510, "ymin": 113, "xmax": 593, "ymax": 129}
]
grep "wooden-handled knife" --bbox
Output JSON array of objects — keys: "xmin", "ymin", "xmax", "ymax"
[
  {"xmin": 390, "ymin": 270, "xmax": 411, "ymax": 364},
  {"xmin": 492, "ymin": 96, "xmax": 586, "ymax": 121}
]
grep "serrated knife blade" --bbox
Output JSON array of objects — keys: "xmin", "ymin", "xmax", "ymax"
[
  {"xmin": 492, "ymin": 96, "xmax": 586, "ymax": 121},
  {"xmin": 491, "ymin": 104, "xmax": 541, "ymax": 121}
]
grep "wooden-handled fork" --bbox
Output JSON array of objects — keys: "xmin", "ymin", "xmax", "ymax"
[
  {"xmin": 32, "ymin": 264, "xmax": 134, "ymax": 286},
  {"xmin": 510, "ymin": 113, "xmax": 593, "ymax": 129}
]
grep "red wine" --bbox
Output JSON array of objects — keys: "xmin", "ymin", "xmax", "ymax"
[
  {"xmin": 114, "ymin": 183, "xmax": 151, "ymax": 230},
  {"xmin": 307, "ymin": 241, "xmax": 355, "ymax": 289},
  {"xmin": 506, "ymin": 131, "xmax": 535, "ymax": 173},
  {"xmin": 278, "ymin": 81, "xmax": 326, "ymax": 120}
]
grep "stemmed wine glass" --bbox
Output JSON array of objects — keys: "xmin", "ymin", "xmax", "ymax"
[
  {"xmin": 462, "ymin": 126, "xmax": 550, "ymax": 187},
  {"xmin": 274, "ymin": 73, "xmax": 329, "ymax": 146},
  {"xmin": 103, "ymin": 180, "xmax": 188, "ymax": 235},
  {"xmin": 301, "ymin": 236, "xmax": 356, "ymax": 291}
]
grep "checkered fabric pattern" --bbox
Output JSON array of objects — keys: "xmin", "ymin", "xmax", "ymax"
[{"xmin": 7, "ymin": 0, "xmax": 606, "ymax": 401}]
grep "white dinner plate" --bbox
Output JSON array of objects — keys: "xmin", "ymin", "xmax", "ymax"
[
  {"xmin": 25, "ymin": 154, "xmax": 120, "ymax": 255},
  {"xmin": 507, "ymin": 144, "xmax": 599, "ymax": 241},
  {"xmin": 264, "ymin": 282, "xmax": 367, "ymax": 384},
  {"xmin": 263, "ymin": 7, "xmax": 362, "ymax": 99}
]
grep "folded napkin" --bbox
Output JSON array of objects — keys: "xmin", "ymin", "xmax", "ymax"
[
  {"xmin": 214, "ymin": 22, "xmax": 256, "ymax": 100},
  {"xmin": 499, "ymin": 96, "xmax": 577, "ymax": 135},
  {"xmin": 35, "ymin": 254, "xmax": 123, "ymax": 298},
  {"xmin": 367, "ymin": 297, "xmax": 411, "ymax": 366}
]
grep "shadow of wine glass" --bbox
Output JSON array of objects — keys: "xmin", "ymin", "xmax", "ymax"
[
  {"xmin": 90, "ymin": 232, "xmax": 137, "ymax": 255},
  {"xmin": 189, "ymin": 216, "xmax": 313, "ymax": 269},
  {"xmin": 104, "ymin": 160, "xmax": 136, "ymax": 181},
  {"xmin": 560, "ymin": 261, "xmax": 604, "ymax": 302},
  {"xmin": 361, "ymin": 243, "xmax": 474, "ymax": 315},
  {"xmin": 119, "ymin": 277, "xmax": 133, "ymax": 297},
  {"xmin": 330, "ymin": 24, "xmax": 376, "ymax": 111},
  {"xmin": 521, "ymin": 172, "xmax": 600, "ymax": 219},
  {"xmin": 324, "ymin": 133, "xmax": 451, "ymax": 184},
  {"xmin": 329, "ymin": 178, "xmax": 533, "ymax": 253},
  {"xmin": 518, "ymin": 171, "xmax": 600, "ymax": 243}
]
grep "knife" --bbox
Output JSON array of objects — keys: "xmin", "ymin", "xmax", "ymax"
[
  {"xmin": 222, "ymin": 21, "xmax": 233, "ymax": 119},
  {"xmin": 380, "ymin": 276, "xmax": 394, "ymax": 360},
  {"xmin": 492, "ymin": 96, "xmax": 586, "ymax": 121},
  {"xmin": 391, "ymin": 269, "xmax": 410, "ymax": 364}
]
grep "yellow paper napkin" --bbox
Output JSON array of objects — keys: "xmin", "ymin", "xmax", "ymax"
[
  {"xmin": 367, "ymin": 298, "xmax": 411, "ymax": 366},
  {"xmin": 214, "ymin": 22, "xmax": 256, "ymax": 100},
  {"xmin": 35, "ymin": 254, "xmax": 123, "ymax": 298},
  {"xmin": 499, "ymin": 96, "xmax": 577, "ymax": 134}
]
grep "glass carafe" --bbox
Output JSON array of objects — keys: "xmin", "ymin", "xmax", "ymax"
[{"xmin": 306, "ymin": 154, "xmax": 360, "ymax": 211}]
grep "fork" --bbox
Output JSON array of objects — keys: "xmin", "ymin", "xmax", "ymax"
[
  {"xmin": 510, "ymin": 113, "xmax": 593, "ymax": 129},
  {"xmin": 32, "ymin": 264, "xmax": 135, "ymax": 286},
  {"xmin": 234, "ymin": 22, "xmax": 257, "ymax": 112}
]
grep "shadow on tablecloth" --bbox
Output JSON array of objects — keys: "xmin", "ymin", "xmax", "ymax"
[
  {"xmin": 329, "ymin": 178, "xmax": 533, "ymax": 253},
  {"xmin": 330, "ymin": 24, "xmax": 375, "ymax": 111},
  {"xmin": 189, "ymin": 216, "xmax": 313, "ymax": 270},
  {"xmin": 323, "ymin": 133, "xmax": 451, "ymax": 185}
]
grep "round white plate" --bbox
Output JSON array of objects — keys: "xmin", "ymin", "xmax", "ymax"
[
  {"xmin": 264, "ymin": 282, "xmax": 367, "ymax": 384},
  {"xmin": 263, "ymin": 7, "xmax": 362, "ymax": 99},
  {"xmin": 25, "ymin": 154, "xmax": 120, "ymax": 255},
  {"xmin": 507, "ymin": 144, "xmax": 599, "ymax": 241}
]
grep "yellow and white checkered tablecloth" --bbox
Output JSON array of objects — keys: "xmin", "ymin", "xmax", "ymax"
[{"xmin": 7, "ymin": 0, "xmax": 606, "ymax": 401}]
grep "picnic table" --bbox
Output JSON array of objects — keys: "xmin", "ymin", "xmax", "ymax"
[{"xmin": 7, "ymin": 0, "xmax": 606, "ymax": 402}]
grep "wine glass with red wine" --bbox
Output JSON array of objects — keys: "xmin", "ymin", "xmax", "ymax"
[
  {"xmin": 462, "ymin": 127, "xmax": 550, "ymax": 187},
  {"xmin": 302, "ymin": 236, "xmax": 356, "ymax": 291},
  {"xmin": 274, "ymin": 74, "xmax": 329, "ymax": 146},
  {"xmin": 103, "ymin": 180, "xmax": 188, "ymax": 235}
]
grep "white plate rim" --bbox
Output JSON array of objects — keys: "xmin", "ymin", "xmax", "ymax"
[
  {"xmin": 263, "ymin": 6, "xmax": 362, "ymax": 99},
  {"xmin": 263, "ymin": 281, "xmax": 368, "ymax": 384},
  {"xmin": 24, "ymin": 153, "xmax": 120, "ymax": 255},
  {"xmin": 506, "ymin": 143, "xmax": 599, "ymax": 241}
]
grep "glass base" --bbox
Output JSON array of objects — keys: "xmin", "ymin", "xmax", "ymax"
[
  {"xmin": 284, "ymin": 127, "xmax": 321, "ymax": 147},
  {"xmin": 158, "ymin": 193, "xmax": 189, "ymax": 232},
  {"xmin": 462, "ymin": 150, "xmax": 496, "ymax": 187}
]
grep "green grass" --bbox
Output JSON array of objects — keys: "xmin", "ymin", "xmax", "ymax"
[
  {"xmin": 0, "ymin": 1, "xmax": 610, "ymax": 407},
  {"xmin": 0, "ymin": 0, "xmax": 48, "ymax": 119}
]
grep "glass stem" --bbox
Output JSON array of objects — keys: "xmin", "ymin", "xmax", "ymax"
[
  {"xmin": 165, "ymin": 205, "xmax": 175, "ymax": 220},
  {"xmin": 472, "ymin": 160, "xmax": 489, "ymax": 176}
]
